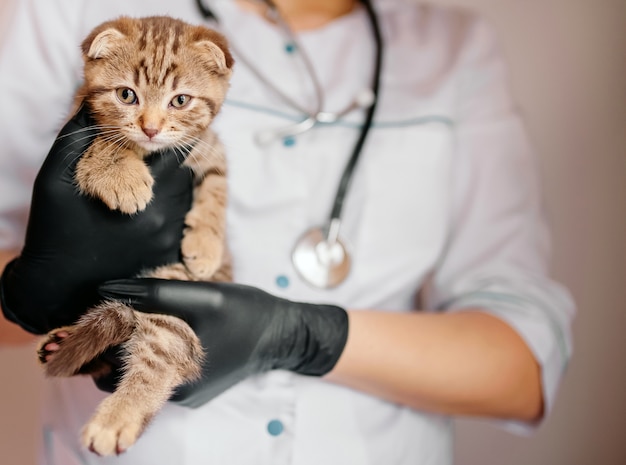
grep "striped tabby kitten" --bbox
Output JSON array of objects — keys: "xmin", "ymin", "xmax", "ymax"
[{"xmin": 35, "ymin": 16, "xmax": 234, "ymax": 456}]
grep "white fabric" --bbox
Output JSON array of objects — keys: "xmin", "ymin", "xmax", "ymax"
[{"xmin": 0, "ymin": 0, "xmax": 575, "ymax": 464}]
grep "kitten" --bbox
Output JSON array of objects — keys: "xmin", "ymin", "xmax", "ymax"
[{"xmin": 35, "ymin": 16, "xmax": 234, "ymax": 456}]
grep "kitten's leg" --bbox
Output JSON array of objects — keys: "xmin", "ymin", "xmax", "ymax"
[
  {"xmin": 38, "ymin": 331, "xmax": 118, "ymax": 380},
  {"xmin": 75, "ymin": 137, "xmax": 154, "ymax": 214},
  {"xmin": 182, "ymin": 131, "xmax": 228, "ymax": 280},
  {"xmin": 37, "ymin": 301, "xmax": 136, "ymax": 377},
  {"xmin": 82, "ymin": 312, "xmax": 203, "ymax": 456},
  {"xmin": 181, "ymin": 173, "xmax": 228, "ymax": 279}
]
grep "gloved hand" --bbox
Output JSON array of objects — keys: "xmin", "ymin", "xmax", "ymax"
[
  {"xmin": 98, "ymin": 278, "xmax": 349, "ymax": 408},
  {"xmin": 0, "ymin": 105, "xmax": 193, "ymax": 334}
]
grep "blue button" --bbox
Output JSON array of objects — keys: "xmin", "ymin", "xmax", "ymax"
[
  {"xmin": 284, "ymin": 42, "xmax": 297, "ymax": 54},
  {"xmin": 275, "ymin": 275, "xmax": 290, "ymax": 288},
  {"xmin": 267, "ymin": 419, "xmax": 284, "ymax": 436},
  {"xmin": 283, "ymin": 136, "xmax": 296, "ymax": 147}
]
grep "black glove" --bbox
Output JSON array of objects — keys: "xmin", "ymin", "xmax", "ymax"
[
  {"xmin": 98, "ymin": 278, "xmax": 349, "ymax": 408},
  {"xmin": 0, "ymin": 105, "xmax": 194, "ymax": 334}
]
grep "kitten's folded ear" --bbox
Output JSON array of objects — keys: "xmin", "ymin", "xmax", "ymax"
[
  {"xmin": 192, "ymin": 28, "xmax": 234, "ymax": 75},
  {"xmin": 81, "ymin": 17, "xmax": 132, "ymax": 60}
]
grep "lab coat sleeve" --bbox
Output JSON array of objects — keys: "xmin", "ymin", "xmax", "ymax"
[
  {"xmin": 0, "ymin": 0, "xmax": 86, "ymax": 250},
  {"xmin": 421, "ymin": 15, "xmax": 576, "ymax": 431}
]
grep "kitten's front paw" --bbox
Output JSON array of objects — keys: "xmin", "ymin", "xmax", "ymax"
[
  {"xmin": 82, "ymin": 412, "xmax": 145, "ymax": 456},
  {"xmin": 77, "ymin": 152, "xmax": 154, "ymax": 214},
  {"xmin": 97, "ymin": 161, "xmax": 154, "ymax": 214},
  {"xmin": 181, "ymin": 230, "xmax": 223, "ymax": 280}
]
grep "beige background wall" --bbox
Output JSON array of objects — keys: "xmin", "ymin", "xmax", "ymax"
[{"xmin": 1, "ymin": 0, "xmax": 625, "ymax": 464}]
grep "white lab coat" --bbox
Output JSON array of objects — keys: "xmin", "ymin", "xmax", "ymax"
[{"xmin": 0, "ymin": 1, "xmax": 575, "ymax": 464}]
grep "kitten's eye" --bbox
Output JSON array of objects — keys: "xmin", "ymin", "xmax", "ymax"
[
  {"xmin": 116, "ymin": 88, "xmax": 138, "ymax": 105},
  {"xmin": 171, "ymin": 94, "xmax": 192, "ymax": 108}
]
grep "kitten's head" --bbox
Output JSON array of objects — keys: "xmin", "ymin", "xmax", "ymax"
[{"xmin": 79, "ymin": 16, "xmax": 234, "ymax": 153}]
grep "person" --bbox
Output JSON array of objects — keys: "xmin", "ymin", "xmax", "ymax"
[{"xmin": 0, "ymin": 0, "xmax": 575, "ymax": 464}]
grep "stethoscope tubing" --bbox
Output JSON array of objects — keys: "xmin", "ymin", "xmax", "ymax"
[
  {"xmin": 327, "ymin": 0, "xmax": 382, "ymax": 223},
  {"xmin": 195, "ymin": 0, "xmax": 382, "ymax": 289}
]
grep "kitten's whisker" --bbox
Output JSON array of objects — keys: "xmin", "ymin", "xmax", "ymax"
[
  {"xmin": 57, "ymin": 130, "xmax": 126, "ymax": 160},
  {"xmin": 59, "ymin": 138, "xmax": 101, "ymax": 164},
  {"xmin": 172, "ymin": 146, "xmax": 190, "ymax": 166},
  {"xmin": 66, "ymin": 134, "xmax": 126, "ymax": 165},
  {"xmin": 63, "ymin": 150, "xmax": 87, "ymax": 170},
  {"xmin": 178, "ymin": 135, "xmax": 220, "ymax": 160},
  {"xmin": 98, "ymin": 134, "xmax": 130, "ymax": 148},
  {"xmin": 56, "ymin": 125, "xmax": 121, "ymax": 141},
  {"xmin": 99, "ymin": 135, "xmax": 131, "ymax": 156},
  {"xmin": 55, "ymin": 127, "xmax": 101, "ymax": 140},
  {"xmin": 62, "ymin": 133, "xmax": 129, "ymax": 165},
  {"xmin": 177, "ymin": 136, "xmax": 225, "ymax": 174},
  {"xmin": 57, "ymin": 131, "xmax": 114, "ymax": 148}
]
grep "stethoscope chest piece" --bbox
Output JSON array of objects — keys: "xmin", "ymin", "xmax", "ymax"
[{"xmin": 291, "ymin": 225, "xmax": 351, "ymax": 289}]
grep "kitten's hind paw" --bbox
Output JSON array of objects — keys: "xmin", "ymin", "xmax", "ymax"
[
  {"xmin": 181, "ymin": 230, "xmax": 223, "ymax": 280},
  {"xmin": 37, "ymin": 328, "xmax": 71, "ymax": 365}
]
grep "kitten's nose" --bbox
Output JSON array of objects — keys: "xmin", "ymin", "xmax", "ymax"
[{"xmin": 142, "ymin": 127, "xmax": 160, "ymax": 139}]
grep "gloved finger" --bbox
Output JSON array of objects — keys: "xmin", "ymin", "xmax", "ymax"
[{"xmin": 98, "ymin": 278, "xmax": 225, "ymax": 323}]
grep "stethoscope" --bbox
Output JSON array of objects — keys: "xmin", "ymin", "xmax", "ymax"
[{"xmin": 196, "ymin": 0, "xmax": 383, "ymax": 288}]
